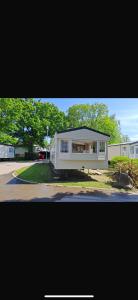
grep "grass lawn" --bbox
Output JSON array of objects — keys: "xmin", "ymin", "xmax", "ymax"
[
  {"xmin": 51, "ymin": 181, "xmax": 112, "ymax": 188},
  {"xmin": 14, "ymin": 163, "xmax": 116, "ymax": 189},
  {"xmin": 15, "ymin": 163, "xmax": 53, "ymax": 183}
]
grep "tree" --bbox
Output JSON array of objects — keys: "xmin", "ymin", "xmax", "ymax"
[
  {"xmin": 0, "ymin": 99, "xmax": 128, "ymax": 151},
  {"xmin": 0, "ymin": 98, "xmax": 22, "ymax": 134},
  {"xmin": 0, "ymin": 98, "xmax": 22, "ymax": 144},
  {"xmin": 0, "ymin": 132, "xmax": 18, "ymax": 144},
  {"xmin": 0, "ymin": 98, "xmax": 67, "ymax": 155},
  {"xmin": 66, "ymin": 103, "xmax": 122, "ymax": 144},
  {"xmin": 121, "ymin": 134, "xmax": 130, "ymax": 142}
]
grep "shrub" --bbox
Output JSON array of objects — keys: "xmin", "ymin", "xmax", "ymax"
[
  {"xmin": 113, "ymin": 160, "xmax": 138, "ymax": 188},
  {"xmin": 132, "ymin": 159, "xmax": 138, "ymax": 165},
  {"xmin": 110, "ymin": 156, "xmax": 130, "ymax": 167}
]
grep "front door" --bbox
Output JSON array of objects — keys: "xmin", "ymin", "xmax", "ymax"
[{"xmin": 135, "ymin": 146, "xmax": 138, "ymax": 158}]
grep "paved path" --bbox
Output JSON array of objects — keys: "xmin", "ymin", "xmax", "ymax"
[
  {"xmin": 0, "ymin": 161, "xmax": 35, "ymax": 176},
  {"xmin": 55, "ymin": 194, "xmax": 138, "ymax": 202},
  {"xmin": 0, "ymin": 162, "xmax": 138, "ymax": 202}
]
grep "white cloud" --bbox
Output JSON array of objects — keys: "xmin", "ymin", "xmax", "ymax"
[{"xmin": 130, "ymin": 134, "xmax": 138, "ymax": 141}]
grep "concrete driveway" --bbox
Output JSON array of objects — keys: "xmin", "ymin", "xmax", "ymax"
[
  {"xmin": 0, "ymin": 161, "xmax": 138, "ymax": 202},
  {"xmin": 0, "ymin": 161, "xmax": 35, "ymax": 176}
]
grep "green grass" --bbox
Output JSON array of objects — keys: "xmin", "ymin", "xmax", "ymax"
[
  {"xmin": 50, "ymin": 181, "xmax": 112, "ymax": 188},
  {"xmin": 15, "ymin": 163, "xmax": 53, "ymax": 183},
  {"xmin": 15, "ymin": 163, "xmax": 114, "ymax": 189}
]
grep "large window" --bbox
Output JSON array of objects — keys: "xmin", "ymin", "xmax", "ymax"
[
  {"xmin": 60, "ymin": 140, "xmax": 69, "ymax": 153},
  {"xmin": 99, "ymin": 142, "xmax": 105, "ymax": 152},
  {"xmin": 72, "ymin": 143, "xmax": 85, "ymax": 153},
  {"xmin": 72, "ymin": 143, "xmax": 90, "ymax": 153},
  {"xmin": 91, "ymin": 142, "xmax": 97, "ymax": 153}
]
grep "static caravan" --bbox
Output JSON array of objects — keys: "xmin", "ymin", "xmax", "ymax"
[
  {"xmin": 0, "ymin": 143, "xmax": 15, "ymax": 160},
  {"xmin": 15, "ymin": 145, "xmax": 49, "ymax": 159},
  {"xmin": 108, "ymin": 141, "xmax": 138, "ymax": 160},
  {"xmin": 50, "ymin": 126, "xmax": 110, "ymax": 170},
  {"xmin": 15, "ymin": 146, "xmax": 29, "ymax": 158}
]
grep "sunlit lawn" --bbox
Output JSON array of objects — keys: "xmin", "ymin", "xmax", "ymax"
[
  {"xmin": 15, "ymin": 163, "xmax": 53, "ymax": 183},
  {"xmin": 15, "ymin": 163, "xmax": 115, "ymax": 189}
]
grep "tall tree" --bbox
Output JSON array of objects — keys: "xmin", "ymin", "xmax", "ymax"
[
  {"xmin": 0, "ymin": 98, "xmax": 22, "ymax": 144},
  {"xmin": 0, "ymin": 98, "xmax": 67, "ymax": 154},
  {"xmin": 67, "ymin": 103, "xmax": 122, "ymax": 144}
]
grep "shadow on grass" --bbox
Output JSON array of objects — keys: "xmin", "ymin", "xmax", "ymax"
[{"xmin": 6, "ymin": 163, "xmax": 98, "ymax": 184}]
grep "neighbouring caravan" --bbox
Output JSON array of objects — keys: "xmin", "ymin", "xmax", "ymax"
[
  {"xmin": 50, "ymin": 126, "xmax": 110, "ymax": 170},
  {"xmin": 108, "ymin": 141, "xmax": 138, "ymax": 160},
  {"xmin": 0, "ymin": 143, "xmax": 15, "ymax": 160},
  {"xmin": 15, "ymin": 146, "xmax": 28, "ymax": 158},
  {"xmin": 15, "ymin": 145, "xmax": 50, "ymax": 159}
]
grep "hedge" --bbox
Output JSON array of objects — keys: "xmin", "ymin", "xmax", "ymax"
[
  {"xmin": 110, "ymin": 156, "xmax": 130, "ymax": 167},
  {"xmin": 110, "ymin": 156, "xmax": 138, "ymax": 167}
]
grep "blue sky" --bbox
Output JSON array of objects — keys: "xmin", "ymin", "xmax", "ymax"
[{"xmin": 37, "ymin": 99, "xmax": 138, "ymax": 141}]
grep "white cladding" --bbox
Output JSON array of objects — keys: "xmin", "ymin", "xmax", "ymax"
[
  {"xmin": 0, "ymin": 145, "xmax": 15, "ymax": 159},
  {"xmin": 50, "ymin": 128, "xmax": 109, "ymax": 170},
  {"xmin": 108, "ymin": 142, "xmax": 138, "ymax": 160}
]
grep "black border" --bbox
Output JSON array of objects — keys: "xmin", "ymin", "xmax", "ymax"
[{"xmin": 1, "ymin": 202, "xmax": 138, "ymax": 299}]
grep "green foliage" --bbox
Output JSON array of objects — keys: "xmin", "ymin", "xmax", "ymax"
[
  {"xmin": 0, "ymin": 98, "xmax": 67, "ymax": 153},
  {"xmin": 114, "ymin": 160, "xmax": 138, "ymax": 187},
  {"xmin": 66, "ymin": 103, "xmax": 122, "ymax": 144},
  {"xmin": 0, "ymin": 98, "xmax": 130, "ymax": 152},
  {"xmin": 110, "ymin": 156, "xmax": 130, "ymax": 167},
  {"xmin": 132, "ymin": 159, "xmax": 138, "ymax": 165},
  {"xmin": 111, "ymin": 156, "xmax": 138, "ymax": 168},
  {"xmin": 0, "ymin": 132, "xmax": 18, "ymax": 144}
]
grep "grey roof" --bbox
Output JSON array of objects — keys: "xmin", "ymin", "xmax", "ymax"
[
  {"xmin": 108, "ymin": 141, "xmax": 138, "ymax": 146},
  {"xmin": 57, "ymin": 126, "xmax": 110, "ymax": 137}
]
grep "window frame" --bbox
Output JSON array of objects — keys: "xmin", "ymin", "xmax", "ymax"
[
  {"xmin": 99, "ymin": 141, "xmax": 106, "ymax": 153},
  {"xmin": 60, "ymin": 140, "xmax": 69, "ymax": 153},
  {"xmin": 91, "ymin": 141, "xmax": 97, "ymax": 153},
  {"xmin": 135, "ymin": 147, "xmax": 138, "ymax": 155},
  {"xmin": 9, "ymin": 147, "xmax": 14, "ymax": 153},
  {"xmin": 130, "ymin": 146, "xmax": 134, "ymax": 155}
]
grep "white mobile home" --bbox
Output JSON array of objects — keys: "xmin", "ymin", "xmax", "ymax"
[
  {"xmin": 0, "ymin": 143, "xmax": 15, "ymax": 160},
  {"xmin": 50, "ymin": 127, "xmax": 110, "ymax": 170},
  {"xmin": 108, "ymin": 141, "xmax": 138, "ymax": 160}
]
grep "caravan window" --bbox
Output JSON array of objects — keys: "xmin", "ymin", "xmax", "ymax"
[
  {"xmin": 136, "ymin": 147, "xmax": 138, "ymax": 154},
  {"xmin": 99, "ymin": 142, "xmax": 105, "ymax": 152},
  {"xmin": 91, "ymin": 142, "xmax": 97, "ymax": 153},
  {"xmin": 130, "ymin": 146, "xmax": 134, "ymax": 154},
  {"xmin": 60, "ymin": 140, "xmax": 69, "ymax": 153},
  {"xmin": 122, "ymin": 146, "xmax": 127, "ymax": 155},
  {"xmin": 9, "ymin": 147, "xmax": 14, "ymax": 153}
]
